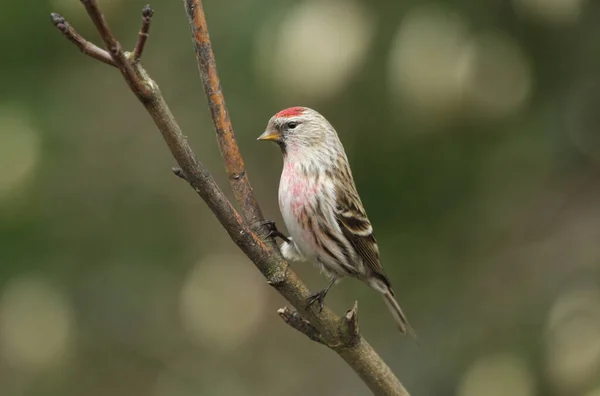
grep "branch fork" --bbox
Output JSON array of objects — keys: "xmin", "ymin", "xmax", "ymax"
[
  {"xmin": 278, "ymin": 301, "xmax": 360, "ymax": 349},
  {"xmin": 50, "ymin": 2, "xmax": 410, "ymax": 395}
]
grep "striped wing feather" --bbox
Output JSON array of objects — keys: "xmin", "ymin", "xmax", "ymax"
[{"xmin": 334, "ymin": 184, "xmax": 390, "ymax": 286}]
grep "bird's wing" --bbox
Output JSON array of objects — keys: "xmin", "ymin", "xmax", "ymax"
[{"xmin": 334, "ymin": 179, "xmax": 390, "ymax": 286}]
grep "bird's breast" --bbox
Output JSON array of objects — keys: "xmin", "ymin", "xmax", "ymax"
[{"xmin": 278, "ymin": 161, "xmax": 321, "ymax": 257}]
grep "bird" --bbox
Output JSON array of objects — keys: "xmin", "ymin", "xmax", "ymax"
[{"xmin": 257, "ymin": 106, "xmax": 414, "ymax": 336}]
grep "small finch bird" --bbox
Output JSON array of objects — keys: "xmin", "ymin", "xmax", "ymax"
[{"xmin": 258, "ymin": 106, "xmax": 414, "ymax": 335}]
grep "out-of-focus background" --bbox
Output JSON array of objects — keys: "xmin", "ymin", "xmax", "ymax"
[{"xmin": 2, "ymin": 0, "xmax": 600, "ymax": 395}]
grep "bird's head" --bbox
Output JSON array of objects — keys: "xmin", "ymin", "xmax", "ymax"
[{"xmin": 257, "ymin": 107, "xmax": 341, "ymax": 159}]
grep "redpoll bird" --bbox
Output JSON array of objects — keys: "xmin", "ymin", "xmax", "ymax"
[{"xmin": 258, "ymin": 107, "xmax": 414, "ymax": 335}]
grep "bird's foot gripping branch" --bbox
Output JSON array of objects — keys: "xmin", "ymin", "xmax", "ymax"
[{"xmin": 50, "ymin": 1, "xmax": 411, "ymax": 395}]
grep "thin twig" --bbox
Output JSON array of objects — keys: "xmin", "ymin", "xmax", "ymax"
[
  {"xmin": 183, "ymin": 0, "xmax": 266, "ymax": 232},
  {"xmin": 50, "ymin": 13, "xmax": 116, "ymax": 66},
  {"xmin": 52, "ymin": 2, "xmax": 411, "ymax": 395},
  {"xmin": 133, "ymin": 4, "xmax": 154, "ymax": 62},
  {"xmin": 79, "ymin": 0, "xmax": 151, "ymax": 98},
  {"xmin": 342, "ymin": 302, "xmax": 360, "ymax": 344},
  {"xmin": 278, "ymin": 307, "xmax": 325, "ymax": 345}
]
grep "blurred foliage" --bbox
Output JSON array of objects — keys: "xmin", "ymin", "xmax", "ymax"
[{"xmin": 1, "ymin": 0, "xmax": 600, "ymax": 395}]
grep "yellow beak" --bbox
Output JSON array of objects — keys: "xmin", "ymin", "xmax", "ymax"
[{"xmin": 257, "ymin": 129, "xmax": 282, "ymax": 142}]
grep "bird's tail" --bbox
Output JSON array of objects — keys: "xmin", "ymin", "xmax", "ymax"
[{"xmin": 382, "ymin": 290, "xmax": 417, "ymax": 340}]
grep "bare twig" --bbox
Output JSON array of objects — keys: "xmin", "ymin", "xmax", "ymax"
[
  {"xmin": 133, "ymin": 5, "xmax": 154, "ymax": 62},
  {"xmin": 79, "ymin": 0, "xmax": 151, "ymax": 98},
  {"xmin": 183, "ymin": 0, "xmax": 266, "ymax": 232},
  {"xmin": 342, "ymin": 302, "xmax": 361, "ymax": 344},
  {"xmin": 50, "ymin": 13, "xmax": 116, "ymax": 66},
  {"xmin": 51, "ymin": 2, "xmax": 411, "ymax": 395},
  {"xmin": 278, "ymin": 307, "xmax": 325, "ymax": 345}
]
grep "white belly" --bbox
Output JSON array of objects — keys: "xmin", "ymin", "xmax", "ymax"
[
  {"xmin": 277, "ymin": 162, "xmax": 319, "ymax": 261},
  {"xmin": 279, "ymin": 184, "xmax": 317, "ymax": 261},
  {"xmin": 277, "ymin": 160, "xmax": 355, "ymax": 279}
]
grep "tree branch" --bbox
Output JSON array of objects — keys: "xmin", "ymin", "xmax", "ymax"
[
  {"xmin": 183, "ymin": 0, "xmax": 265, "ymax": 231},
  {"xmin": 50, "ymin": 12, "xmax": 116, "ymax": 67},
  {"xmin": 50, "ymin": 2, "xmax": 411, "ymax": 395},
  {"xmin": 133, "ymin": 4, "xmax": 154, "ymax": 62},
  {"xmin": 79, "ymin": 0, "xmax": 151, "ymax": 98},
  {"xmin": 277, "ymin": 306, "xmax": 326, "ymax": 345}
]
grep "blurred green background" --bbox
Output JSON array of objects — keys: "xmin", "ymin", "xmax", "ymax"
[{"xmin": 2, "ymin": 0, "xmax": 600, "ymax": 395}]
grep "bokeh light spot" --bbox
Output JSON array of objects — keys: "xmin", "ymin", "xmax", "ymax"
[
  {"xmin": 0, "ymin": 104, "xmax": 41, "ymax": 201},
  {"xmin": 584, "ymin": 387, "xmax": 600, "ymax": 396},
  {"xmin": 464, "ymin": 32, "xmax": 532, "ymax": 119},
  {"xmin": 255, "ymin": 0, "xmax": 374, "ymax": 101},
  {"xmin": 179, "ymin": 254, "xmax": 268, "ymax": 352},
  {"xmin": 457, "ymin": 353, "xmax": 535, "ymax": 396},
  {"xmin": 545, "ymin": 286, "xmax": 600, "ymax": 393},
  {"xmin": 513, "ymin": 0, "xmax": 587, "ymax": 25},
  {"xmin": 0, "ymin": 276, "xmax": 74, "ymax": 369},
  {"xmin": 388, "ymin": 5, "xmax": 532, "ymax": 124},
  {"xmin": 387, "ymin": 4, "xmax": 471, "ymax": 121}
]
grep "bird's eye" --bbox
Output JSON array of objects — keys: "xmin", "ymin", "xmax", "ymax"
[{"xmin": 286, "ymin": 122, "xmax": 298, "ymax": 129}]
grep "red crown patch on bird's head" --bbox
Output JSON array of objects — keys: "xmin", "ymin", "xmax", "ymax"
[{"xmin": 275, "ymin": 107, "xmax": 305, "ymax": 119}]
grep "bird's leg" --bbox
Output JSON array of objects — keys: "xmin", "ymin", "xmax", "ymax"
[
  {"xmin": 306, "ymin": 276, "xmax": 338, "ymax": 313},
  {"xmin": 257, "ymin": 219, "xmax": 290, "ymax": 243},
  {"xmin": 257, "ymin": 220, "xmax": 303, "ymax": 262}
]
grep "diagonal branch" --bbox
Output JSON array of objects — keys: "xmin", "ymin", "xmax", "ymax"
[
  {"xmin": 183, "ymin": 0, "xmax": 266, "ymax": 231},
  {"xmin": 50, "ymin": 12, "xmax": 116, "ymax": 66},
  {"xmin": 51, "ymin": 2, "xmax": 411, "ymax": 396}
]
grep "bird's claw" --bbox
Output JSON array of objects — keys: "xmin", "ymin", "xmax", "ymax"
[
  {"xmin": 305, "ymin": 289, "xmax": 327, "ymax": 313},
  {"xmin": 259, "ymin": 219, "xmax": 290, "ymax": 243}
]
